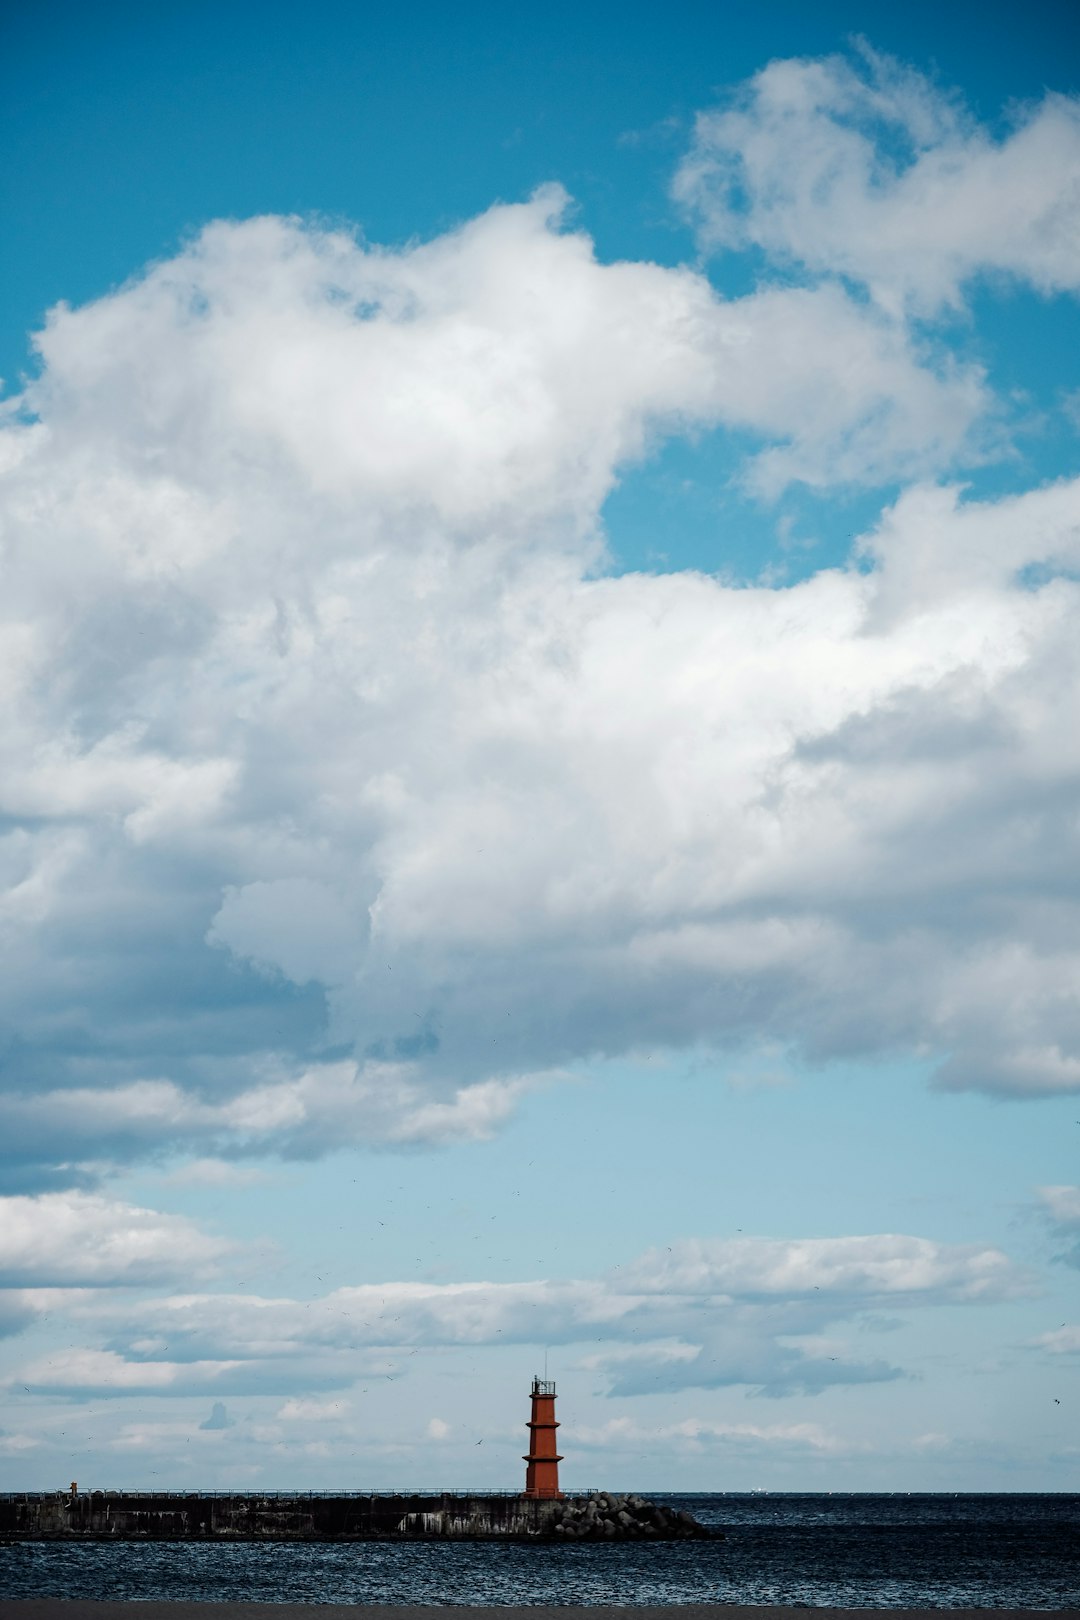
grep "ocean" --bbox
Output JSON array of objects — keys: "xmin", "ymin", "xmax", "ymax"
[{"xmin": 1, "ymin": 1494, "xmax": 1077, "ymax": 1608}]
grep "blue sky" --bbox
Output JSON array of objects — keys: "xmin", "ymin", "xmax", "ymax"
[{"xmin": 1, "ymin": 0, "xmax": 1079, "ymax": 1491}]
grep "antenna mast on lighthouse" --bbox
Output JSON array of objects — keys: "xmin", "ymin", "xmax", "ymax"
[{"xmin": 523, "ymin": 1375, "xmax": 564, "ymax": 1499}]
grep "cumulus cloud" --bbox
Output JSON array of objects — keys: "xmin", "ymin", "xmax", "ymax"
[
  {"xmin": 30, "ymin": 1232, "xmax": 1021, "ymax": 1400},
  {"xmin": 0, "ymin": 1192, "xmax": 231, "ymax": 1286},
  {"xmin": 675, "ymin": 43, "xmax": 1080, "ymax": 314},
  {"xmin": 1, "ymin": 164, "xmax": 1079, "ymax": 1190}
]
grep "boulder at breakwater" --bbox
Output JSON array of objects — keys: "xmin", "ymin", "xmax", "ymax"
[
  {"xmin": 549, "ymin": 1491, "xmax": 708, "ymax": 1539},
  {"xmin": 0, "ymin": 1489, "xmax": 711, "ymax": 1542}
]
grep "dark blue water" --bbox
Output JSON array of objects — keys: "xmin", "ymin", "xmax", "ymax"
[{"xmin": 2, "ymin": 1495, "xmax": 1078, "ymax": 1607}]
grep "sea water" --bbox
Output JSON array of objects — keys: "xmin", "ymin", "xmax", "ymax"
[{"xmin": 2, "ymin": 1493, "xmax": 1078, "ymax": 1607}]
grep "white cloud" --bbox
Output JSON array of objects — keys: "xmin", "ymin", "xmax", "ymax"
[
  {"xmin": 6, "ymin": 460, "xmax": 1080, "ymax": 1181},
  {"xmin": 0, "ymin": 1192, "xmax": 231, "ymax": 1286},
  {"xmin": 9, "ymin": 1349, "xmax": 246, "ymax": 1393},
  {"xmin": 623, "ymin": 1235, "xmax": 1025, "ymax": 1302},
  {"xmin": 35, "ymin": 1231, "xmax": 1019, "ymax": 1400},
  {"xmin": 0, "ymin": 1289, "xmax": 69, "ymax": 1341},
  {"xmin": 4, "ymin": 1345, "xmax": 368, "ymax": 1398},
  {"xmin": 574, "ymin": 1415, "xmax": 855, "ymax": 1452},
  {"xmin": 0, "ymin": 1065, "xmax": 543, "ymax": 1166},
  {"xmin": 1037, "ymin": 1185, "xmax": 1080, "ymax": 1228},
  {"xmin": 18, "ymin": 187, "xmax": 982, "ymax": 517},
  {"xmin": 0, "ymin": 175, "xmax": 1078, "ymax": 1191},
  {"xmin": 1031, "ymin": 1324, "xmax": 1080, "ymax": 1355},
  {"xmin": 277, "ymin": 1397, "xmax": 345, "ymax": 1422},
  {"xmin": 675, "ymin": 44, "xmax": 1080, "ymax": 314}
]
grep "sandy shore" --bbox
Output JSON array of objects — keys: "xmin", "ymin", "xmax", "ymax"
[{"xmin": 2, "ymin": 1605, "xmax": 1077, "ymax": 1620}]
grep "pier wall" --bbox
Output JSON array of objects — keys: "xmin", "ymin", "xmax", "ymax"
[
  {"xmin": 0, "ymin": 1489, "xmax": 709, "ymax": 1541},
  {"xmin": 0, "ymin": 1490, "xmax": 555, "ymax": 1541}
]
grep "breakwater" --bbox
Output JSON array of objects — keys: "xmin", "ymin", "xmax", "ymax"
[{"xmin": 0, "ymin": 1489, "xmax": 710, "ymax": 1542}]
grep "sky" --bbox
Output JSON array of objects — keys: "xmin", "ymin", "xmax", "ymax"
[{"xmin": 1, "ymin": 0, "xmax": 1079, "ymax": 1492}]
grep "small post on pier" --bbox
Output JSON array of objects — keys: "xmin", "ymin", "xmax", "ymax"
[{"xmin": 523, "ymin": 1375, "xmax": 564, "ymax": 1499}]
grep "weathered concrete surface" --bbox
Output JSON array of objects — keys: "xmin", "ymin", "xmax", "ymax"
[
  {"xmin": 0, "ymin": 1492, "xmax": 545, "ymax": 1541},
  {"xmin": 0, "ymin": 1490, "xmax": 709, "ymax": 1541}
]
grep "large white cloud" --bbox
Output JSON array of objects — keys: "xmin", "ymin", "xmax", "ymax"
[
  {"xmin": 1, "ymin": 171, "xmax": 1079, "ymax": 1185},
  {"xmin": 674, "ymin": 44, "xmax": 1080, "ymax": 315}
]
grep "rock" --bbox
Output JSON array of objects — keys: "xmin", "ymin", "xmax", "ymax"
[{"xmin": 544, "ymin": 1492, "xmax": 710, "ymax": 1542}]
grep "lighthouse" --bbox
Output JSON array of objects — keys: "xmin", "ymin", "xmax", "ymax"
[{"xmin": 523, "ymin": 1375, "xmax": 564, "ymax": 1499}]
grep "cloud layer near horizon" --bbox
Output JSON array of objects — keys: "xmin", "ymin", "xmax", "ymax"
[
  {"xmin": 3, "ymin": 51, "xmax": 1080, "ymax": 1192},
  {"xmin": 0, "ymin": 1192, "xmax": 1026, "ymax": 1400}
]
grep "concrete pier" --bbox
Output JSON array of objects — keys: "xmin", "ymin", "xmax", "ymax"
[{"xmin": 0, "ymin": 1489, "xmax": 710, "ymax": 1542}]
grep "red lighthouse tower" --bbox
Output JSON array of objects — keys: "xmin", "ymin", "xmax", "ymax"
[{"xmin": 523, "ymin": 1375, "xmax": 564, "ymax": 1499}]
